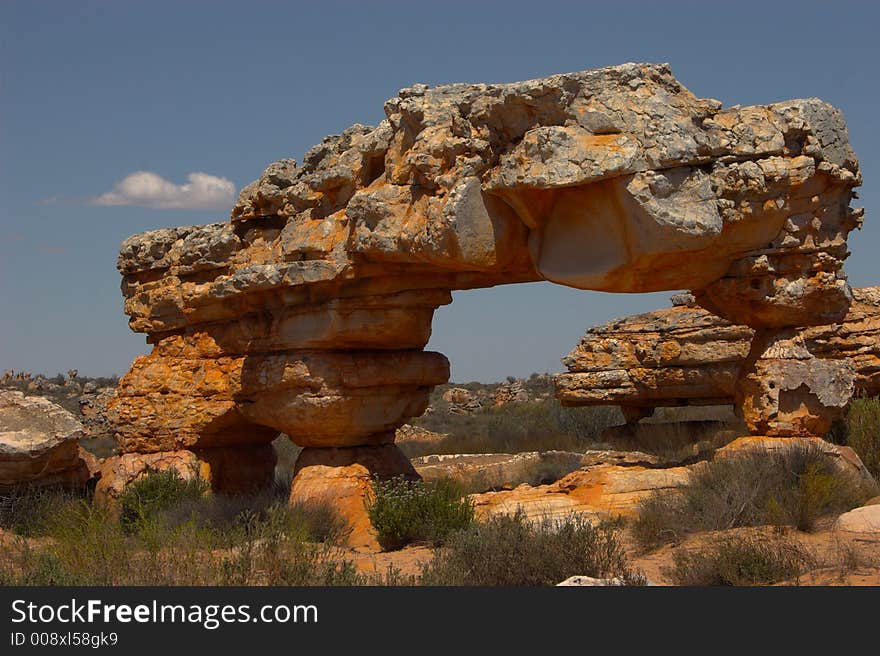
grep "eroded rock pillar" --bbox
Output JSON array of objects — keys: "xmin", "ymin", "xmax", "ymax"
[{"xmin": 736, "ymin": 329, "xmax": 854, "ymax": 437}]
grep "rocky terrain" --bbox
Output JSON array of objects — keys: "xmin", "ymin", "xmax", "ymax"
[
  {"xmin": 1, "ymin": 64, "xmax": 876, "ymax": 584},
  {"xmin": 102, "ymin": 63, "xmax": 863, "ymax": 532}
]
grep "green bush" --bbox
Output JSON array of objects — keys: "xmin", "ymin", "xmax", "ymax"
[
  {"xmin": 420, "ymin": 510, "xmax": 643, "ymax": 586},
  {"xmin": 668, "ymin": 533, "xmax": 815, "ymax": 586},
  {"xmin": 633, "ymin": 443, "xmax": 875, "ymax": 551},
  {"xmin": 118, "ymin": 469, "xmax": 210, "ymax": 533},
  {"xmin": 842, "ymin": 397, "xmax": 880, "ymax": 480},
  {"xmin": 367, "ymin": 476, "xmax": 475, "ymax": 550}
]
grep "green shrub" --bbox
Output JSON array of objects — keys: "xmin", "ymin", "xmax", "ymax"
[
  {"xmin": 668, "ymin": 533, "xmax": 815, "ymax": 586},
  {"xmin": 842, "ymin": 397, "xmax": 880, "ymax": 480},
  {"xmin": 633, "ymin": 443, "xmax": 874, "ymax": 551},
  {"xmin": 367, "ymin": 476, "xmax": 475, "ymax": 550},
  {"xmin": 118, "ymin": 469, "xmax": 209, "ymax": 533},
  {"xmin": 420, "ymin": 510, "xmax": 643, "ymax": 586}
]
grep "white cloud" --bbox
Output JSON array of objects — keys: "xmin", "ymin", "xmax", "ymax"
[{"xmin": 91, "ymin": 171, "xmax": 235, "ymax": 210}]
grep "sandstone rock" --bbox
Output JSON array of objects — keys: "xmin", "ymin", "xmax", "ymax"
[
  {"xmin": 94, "ymin": 444, "xmax": 276, "ymax": 504},
  {"xmin": 289, "ymin": 445, "xmax": 417, "ymax": 550},
  {"xmin": 0, "ymin": 391, "xmax": 95, "ymax": 490},
  {"xmin": 109, "ymin": 63, "xmax": 862, "ymax": 506},
  {"xmin": 557, "ymin": 575, "xmax": 656, "ymax": 586},
  {"xmin": 714, "ymin": 435, "xmax": 876, "ymax": 487},
  {"xmin": 834, "ymin": 505, "xmax": 880, "ymax": 533},
  {"xmin": 737, "ymin": 329, "xmax": 854, "ymax": 436},
  {"xmin": 471, "ymin": 462, "xmax": 692, "ymax": 522},
  {"xmin": 413, "ymin": 449, "xmax": 658, "ymax": 493},
  {"xmin": 395, "ymin": 424, "xmax": 448, "ymax": 447},
  {"xmin": 556, "ymin": 286, "xmax": 880, "ymax": 424},
  {"xmin": 440, "ymin": 387, "xmax": 483, "ymax": 415}
]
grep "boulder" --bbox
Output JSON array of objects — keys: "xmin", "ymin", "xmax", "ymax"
[
  {"xmin": 0, "ymin": 391, "xmax": 96, "ymax": 490},
  {"xmin": 470, "ymin": 462, "xmax": 693, "ymax": 522},
  {"xmin": 835, "ymin": 505, "xmax": 880, "ymax": 534},
  {"xmin": 94, "ymin": 444, "xmax": 275, "ymax": 504}
]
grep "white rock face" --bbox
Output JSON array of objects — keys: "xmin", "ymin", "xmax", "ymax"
[
  {"xmin": 835, "ymin": 505, "xmax": 880, "ymax": 534},
  {"xmin": 0, "ymin": 391, "xmax": 92, "ymax": 489}
]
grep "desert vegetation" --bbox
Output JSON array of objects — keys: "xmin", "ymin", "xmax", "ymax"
[
  {"xmin": 666, "ymin": 532, "xmax": 816, "ymax": 586},
  {"xmin": 405, "ymin": 396, "xmax": 621, "ymax": 458},
  {"xmin": 834, "ymin": 396, "xmax": 880, "ymax": 480},
  {"xmin": 0, "ymin": 473, "xmax": 374, "ymax": 586},
  {"xmin": 421, "ymin": 511, "xmax": 643, "ymax": 586},
  {"xmin": 632, "ymin": 442, "xmax": 877, "ymax": 552},
  {"xmin": 367, "ymin": 476, "xmax": 475, "ymax": 550},
  {"xmin": 0, "ymin": 470, "xmax": 645, "ymax": 586}
]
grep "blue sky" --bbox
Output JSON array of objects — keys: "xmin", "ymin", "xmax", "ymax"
[{"xmin": 1, "ymin": 0, "xmax": 878, "ymax": 382}]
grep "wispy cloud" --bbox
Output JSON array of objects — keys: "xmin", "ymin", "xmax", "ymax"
[{"xmin": 91, "ymin": 171, "xmax": 235, "ymax": 210}]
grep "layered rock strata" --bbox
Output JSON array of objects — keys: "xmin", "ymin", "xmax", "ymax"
[
  {"xmin": 109, "ymin": 63, "xmax": 862, "ymax": 528},
  {"xmin": 557, "ymin": 286, "xmax": 880, "ymax": 435}
]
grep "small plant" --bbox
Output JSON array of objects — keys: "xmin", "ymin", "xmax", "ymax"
[
  {"xmin": 667, "ymin": 533, "xmax": 815, "ymax": 586},
  {"xmin": 367, "ymin": 476, "xmax": 475, "ymax": 550},
  {"xmin": 118, "ymin": 469, "xmax": 209, "ymax": 533},
  {"xmin": 420, "ymin": 510, "xmax": 643, "ymax": 586}
]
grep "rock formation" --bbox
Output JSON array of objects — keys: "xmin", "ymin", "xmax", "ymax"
[
  {"xmin": 0, "ymin": 391, "xmax": 97, "ymax": 490},
  {"xmin": 471, "ymin": 436, "xmax": 874, "ymax": 523},
  {"xmin": 108, "ymin": 63, "xmax": 862, "ymax": 527},
  {"xmin": 557, "ymin": 286, "xmax": 880, "ymax": 434}
]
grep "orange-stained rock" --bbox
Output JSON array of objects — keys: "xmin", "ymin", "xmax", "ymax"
[
  {"xmin": 471, "ymin": 463, "xmax": 693, "ymax": 522},
  {"xmin": 288, "ymin": 444, "xmax": 417, "ymax": 550},
  {"xmin": 736, "ymin": 330, "xmax": 854, "ymax": 436},
  {"xmin": 556, "ymin": 286, "xmax": 880, "ymax": 433},
  {"xmin": 471, "ymin": 435, "xmax": 875, "ymax": 524},
  {"xmin": 94, "ymin": 444, "xmax": 275, "ymax": 504},
  {"xmin": 715, "ymin": 435, "xmax": 875, "ymax": 484},
  {"xmin": 109, "ymin": 63, "xmax": 863, "ymax": 502}
]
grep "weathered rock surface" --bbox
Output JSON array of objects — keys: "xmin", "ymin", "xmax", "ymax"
[
  {"xmin": 394, "ymin": 424, "xmax": 448, "ymax": 447},
  {"xmin": 471, "ymin": 435, "xmax": 874, "ymax": 524},
  {"xmin": 471, "ymin": 462, "xmax": 693, "ymax": 522},
  {"xmin": 289, "ymin": 444, "xmax": 417, "ymax": 549},
  {"xmin": 556, "ymin": 286, "xmax": 880, "ymax": 433},
  {"xmin": 835, "ymin": 505, "xmax": 880, "ymax": 533},
  {"xmin": 108, "ymin": 63, "xmax": 862, "ymax": 516},
  {"xmin": 413, "ymin": 449, "xmax": 659, "ymax": 492},
  {"xmin": 93, "ymin": 445, "xmax": 276, "ymax": 504},
  {"xmin": 0, "ymin": 391, "xmax": 97, "ymax": 490}
]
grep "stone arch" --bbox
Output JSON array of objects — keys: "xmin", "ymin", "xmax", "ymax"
[{"xmin": 104, "ymin": 64, "xmax": 863, "ymax": 532}]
